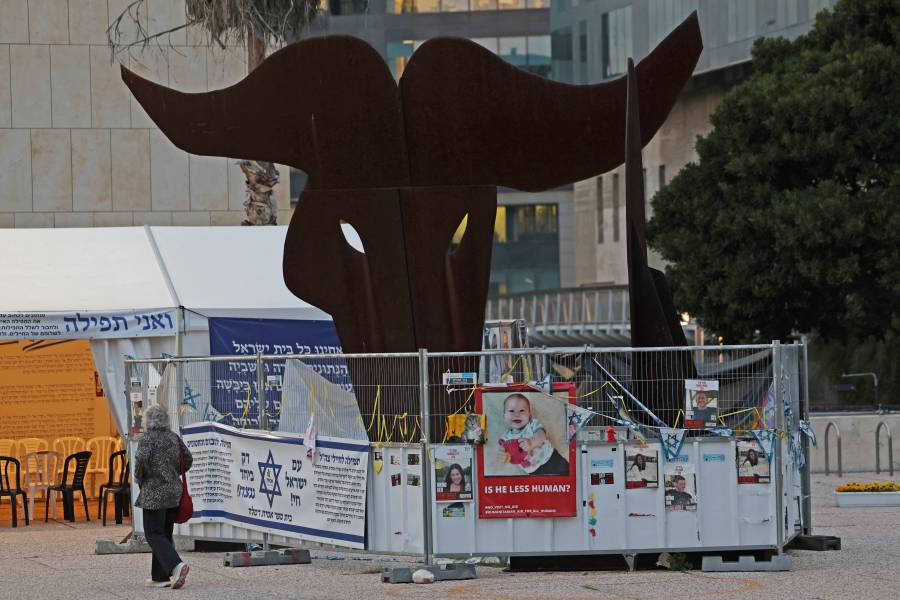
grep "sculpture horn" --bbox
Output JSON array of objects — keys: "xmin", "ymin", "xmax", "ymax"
[
  {"xmin": 400, "ymin": 12, "xmax": 702, "ymax": 191},
  {"xmin": 121, "ymin": 36, "xmax": 408, "ymax": 189}
]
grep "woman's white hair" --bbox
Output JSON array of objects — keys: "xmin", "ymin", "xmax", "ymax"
[{"xmin": 144, "ymin": 405, "xmax": 170, "ymax": 431}]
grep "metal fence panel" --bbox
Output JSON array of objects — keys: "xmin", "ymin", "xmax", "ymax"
[{"xmin": 123, "ymin": 342, "xmax": 806, "ymax": 557}]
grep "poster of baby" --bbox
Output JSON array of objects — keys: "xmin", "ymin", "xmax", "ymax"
[{"xmin": 476, "ymin": 384, "xmax": 578, "ymax": 518}]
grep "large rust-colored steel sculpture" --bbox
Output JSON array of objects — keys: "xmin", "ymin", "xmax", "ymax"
[{"xmin": 122, "ymin": 14, "xmax": 702, "ymax": 436}]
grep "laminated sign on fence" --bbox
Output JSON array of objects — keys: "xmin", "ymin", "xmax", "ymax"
[{"xmin": 181, "ymin": 421, "xmax": 369, "ymax": 548}]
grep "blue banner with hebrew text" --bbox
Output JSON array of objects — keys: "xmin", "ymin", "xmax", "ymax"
[{"xmin": 208, "ymin": 318, "xmax": 349, "ymax": 430}]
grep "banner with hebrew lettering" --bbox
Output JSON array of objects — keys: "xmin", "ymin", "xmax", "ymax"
[
  {"xmin": 208, "ymin": 317, "xmax": 350, "ymax": 430},
  {"xmin": 0, "ymin": 309, "xmax": 177, "ymax": 340},
  {"xmin": 181, "ymin": 421, "xmax": 368, "ymax": 548}
]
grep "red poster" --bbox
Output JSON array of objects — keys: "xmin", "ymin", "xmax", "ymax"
[{"xmin": 476, "ymin": 384, "xmax": 578, "ymax": 518}]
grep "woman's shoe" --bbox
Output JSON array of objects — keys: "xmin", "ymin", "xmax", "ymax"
[
  {"xmin": 144, "ymin": 579, "xmax": 170, "ymax": 588},
  {"xmin": 170, "ymin": 563, "xmax": 190, "ymax": 589}
]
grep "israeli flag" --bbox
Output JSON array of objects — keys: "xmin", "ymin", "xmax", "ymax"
[
  {"xmin": 658, "ymin": 428, "xmax": 687, "ymax": 461},
  {"xmin": 566, "ymin": 403, "xmax": 595, "ymax": 443},
  {"xmin": 751, "ymin": 429, "xmax": 776, "ymax": 461},
  {"xmin": 707, "ymin": 427, "xmax": 734, "ymax": 437},
  {"xmin": 203, "ymin": 403, "xmax": 226, "ymax": 423},
  {"xmin": 799, "ymin": 420, "xmax": 817, "ymax": 447}
]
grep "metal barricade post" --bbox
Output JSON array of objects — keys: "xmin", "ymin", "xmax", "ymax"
[
  {"xmin": 418, "ymin": 348, "xmax": 434, "ymax": 566},
  {"xmin": 800, "ymin": 338, "xmax": 812, "ymax": 534},
  {"xmin": 876, "ymin": 421, "xmax": 893, "ymax": 476},
  {"xmin": 773, "ymin": 341, "xmax": 785, "ymax": 553}
]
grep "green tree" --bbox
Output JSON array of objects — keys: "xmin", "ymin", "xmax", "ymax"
[
  {"xmin": 108, "ymin": 0, "xmax": 321, "ymax": 225},
  {"xmin": 648, "ymin": 0, "xmax": 900, "ymax": 343}
]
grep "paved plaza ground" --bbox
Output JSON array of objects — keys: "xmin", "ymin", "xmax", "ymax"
[{"xmin": 1, "ymin": 472, "xmax": 898, "ymax": 599}]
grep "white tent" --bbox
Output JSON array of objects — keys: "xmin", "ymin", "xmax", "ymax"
[{"xmin": 0, "ymin": 225, "xmax": 359, "ymax": 435}]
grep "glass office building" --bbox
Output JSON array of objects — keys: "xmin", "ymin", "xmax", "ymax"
[{"xmin": 550, "ymin": 0, "xmax": 836, "ymax": 287}]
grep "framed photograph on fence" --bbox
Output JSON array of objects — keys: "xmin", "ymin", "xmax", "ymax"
[
  {"xmin": 684, "ymin": 379, "xmax": 719, "ymax": 428},
  {"xmin": 476, "ymin": 384, "xmax": 578, "ymax": 518},
  {"xmin": 434, "ymin": 445, "xmax": 474, "ymax": 502},
  {"xmin": 625, "ymin": 446, "xmax": 659, "ymax": 489},
  {"xmin": 664, "ymin": 464, "xmax": 697, "ymax": 512},
  {"xmin": 736, "ymin": 440, "xmax": 770, "ymax": 484}
]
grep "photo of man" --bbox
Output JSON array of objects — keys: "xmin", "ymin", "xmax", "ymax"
[
  {"xmin": 664, "ymin": 465, "xmax": 697, "ymax": 512},
  {"xmin": 684, "ymin": 379, "xmax": 719, "ymax": 428}
]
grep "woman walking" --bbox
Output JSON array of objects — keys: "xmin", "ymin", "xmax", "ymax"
[{"xmin": 135, "ymin": 406, "xmax": 193, "ymax": 589}]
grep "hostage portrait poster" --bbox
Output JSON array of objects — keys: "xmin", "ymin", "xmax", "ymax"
[{"xmin": 476, "ymin": 384, "xmax": 577, "ymax": 518}]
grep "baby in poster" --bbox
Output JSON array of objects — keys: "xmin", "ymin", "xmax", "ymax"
[{"xmin": 499, "ymin": 393, "xmax": 569, "ymax": 476}]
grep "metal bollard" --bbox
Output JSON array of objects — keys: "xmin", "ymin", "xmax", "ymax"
[
  {"xmin": 824, "ymin": 421, "xmax": 841, "ymax": 477},
  {"xmin": 876, "ymin": 421, "xmax": 893, "ymax": 476}
]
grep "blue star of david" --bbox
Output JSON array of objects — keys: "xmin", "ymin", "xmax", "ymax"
[
  {"xmin": 258, "ymin": 450, "xmax": 282, "ymax": 508},
  {"xmin": 183, "ymin": 384, "xmax": 200, "ymax": 410}
]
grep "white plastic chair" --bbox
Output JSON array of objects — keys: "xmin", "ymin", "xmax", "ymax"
[{"xmin": 23, "ymin": 451, "xmax": 60, "ymax": 520}]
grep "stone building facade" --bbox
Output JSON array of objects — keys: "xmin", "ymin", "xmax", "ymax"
[{"xmin": 0, "ymin": 0, "xmax": 293, "ymax": 229}]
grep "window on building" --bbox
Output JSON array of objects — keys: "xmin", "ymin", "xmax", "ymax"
[
  {"xmin": 551, "ymin": 27, "xmax": 574, "ymax": 82},
  {"xmin": 489, "ymin": 203, "xmax": 560, "ymax": 296},
  {"xmin": 525, "ymin": 35, "xmax": 552, "ymax": 77},
  {"xmin": 658, "ymin": 164, "xmax": 666, "ymax": 190},
  {"xmin": 727, "ymin": 0, "xmax": 758, "ymax": 42},
  {"xmin": 390, "ymin": 37, "xmax": 551, "ymax": 81},
  {"xmin": 442, "ymin": 0, "xmax": 469, "ymax": 10},
  {"xmin": 387, "ymin": 41, "xmax": 415, "ymax": 79},
  {"xmin": 471, "ymin": 37, "xmax": 499, "ymax": 54},
  {"xmin": 328, "ymin": 0, "xmax": 370, "ymax": 14},
  {"xmin": 612, "ymin": 173, "xmax": 620, "ymax": 242},
  {"xmin": 385, "ymin": 0, "xmax": 547, "ymax": 12},
  {"xmin": 500, "ymin": 37, "xmax": 528, "ymax": 68},
  {"xmin": 648, "ymin": 0, "xmax": 699, "ymax": 48},
  {"xmin": 578, "ymin": 21, "xmax": 588, "ymax": 83},
  {"xmin": 601, "ymin": 6, "xmax": 632, "ymax": 79},
  {"xmin": 596, "ymin": 176, "xmax": 604, "ymax": 244},
  {"xmin": 471, "ymin": 0, "xmax": 499, "ymax": 10}
]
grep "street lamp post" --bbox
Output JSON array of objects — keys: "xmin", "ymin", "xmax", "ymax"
[{"xmin": 841, "ymin": 372, "xmax": 880, "ymax": 411}]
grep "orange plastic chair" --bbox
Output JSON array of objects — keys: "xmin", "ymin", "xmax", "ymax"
[{"xmin": 86, "ymin": 437, "xmax": 119, "ymax": 497}]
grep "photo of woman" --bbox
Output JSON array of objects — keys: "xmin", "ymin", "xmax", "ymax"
[
  {"xmin": 737, "ymin": 440, "xmax": 770, "ymax": 484},
  {"xmin": 624, "ymin": 447, "xmax": 659, "ymax": 489},
  {"xmin": 434, "ymin": 446, "xmax": 474, "ymax": 501}
]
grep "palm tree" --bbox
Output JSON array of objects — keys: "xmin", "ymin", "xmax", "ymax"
[{"xmin": 108, "ymin": 0, "xmax": 321, "ymax": 225}]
